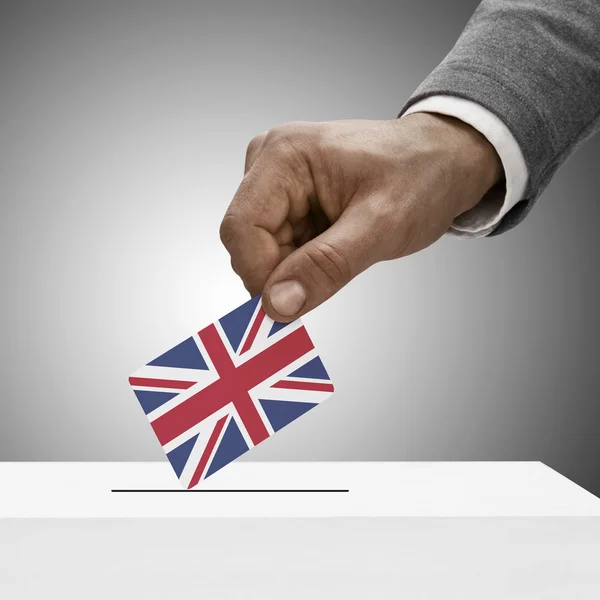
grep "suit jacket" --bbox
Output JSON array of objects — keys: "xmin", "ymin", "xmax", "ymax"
[{"xmin": 400, "ymin": 0, "xmax": 600, "ymax": 235}]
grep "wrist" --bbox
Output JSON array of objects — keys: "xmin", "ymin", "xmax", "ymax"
[{"xmin": 401, "ymin": 112, "xmax": 504, "ymax": 217}]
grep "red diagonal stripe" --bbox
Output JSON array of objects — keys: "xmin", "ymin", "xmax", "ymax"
[
  {"xmin": 128, "ymin": 377, "xmax": 195, "ymax": 390},
  {"xmin": 151, "ymin": 378, "xmax": 230, "ymax": 445},
  {"xmin": 151, "ymin": 325, "xmax": 314, "ymax": 446},
  {"xmin": 235, "ymin": 326, "xmax": 315, "ymax": 391},
  {"xmin": 198, "ymin": 323, "xmax": 236, "ymax": 376},
  {"xmin": 199, "ymin": 324, "xmax": 269, "ymax": 446},
  {"xmin": 240, "ymin": 307, "xmax": 266, "ymax": 355},
  {"xmin": 271, "ymin": 380, "xmax": 334, "ymax": 392},
  {"xmin": 187, "ymin": 415, "xmax": 228, "ymax": 489}
]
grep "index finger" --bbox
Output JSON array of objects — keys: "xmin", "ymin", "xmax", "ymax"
[{"xmin": 219, "ymin": 168, "xmax": 293, "ymax": 296}]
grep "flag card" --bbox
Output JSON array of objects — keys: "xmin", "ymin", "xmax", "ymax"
[{"xmin": 128, "ymin": 295, "xmax": 334, "ymax": 488}]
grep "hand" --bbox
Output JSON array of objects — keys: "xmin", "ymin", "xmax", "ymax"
[{"xmin": 220, "ymin": 114, "xmax": 503, "ymax": 322}]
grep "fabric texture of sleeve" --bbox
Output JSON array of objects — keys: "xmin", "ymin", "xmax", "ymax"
[
  {"xmin": 403, "ymin": 96, "xmax": 528, "ymax": 238},
  {"xmin": 399, "ymin": 0, "xmax": 600, "ymax": 236}
]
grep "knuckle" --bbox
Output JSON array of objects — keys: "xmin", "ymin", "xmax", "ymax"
[
  {"xmin": 264, "ymin": 125, "xmax": 287, "ymax": 146},
  {"xmin": 262, "ymin": 124, "xmax": 314, "ymax": 171},
  {"xmin": 302, "ymin": 240, "xmax": 352, "ymax": 286},
  {"xmin": 266, "ymin": 121, "xmax": 300, "ymax": 141},
  {"xmin": 245, "ymin": 132, "xmax": 267, "ymax": 164},
  {"xmin": 219, "ymin": 213, "xmax": 241, "ymax": 249},
  {"xmin": 264, "ymin": 121, "xmax": 312, "ymax": 150}
]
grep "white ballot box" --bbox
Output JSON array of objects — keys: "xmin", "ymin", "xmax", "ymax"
[{"xmin": 1, "ymin": 462, "xmax": 599, "ymax": 599}]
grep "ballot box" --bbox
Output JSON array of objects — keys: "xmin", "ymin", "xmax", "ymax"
[{"xmin": 1, "ymin": 462, "xmax": 600, "ymax": 599}]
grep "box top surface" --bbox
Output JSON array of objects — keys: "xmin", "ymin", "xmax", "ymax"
[{"xmin": 1, "ymin": 461, "xmax": 599, "ymax": 518}]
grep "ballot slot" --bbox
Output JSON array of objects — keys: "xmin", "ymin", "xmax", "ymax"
[{"xmin": 110, "ymin": 488, "xmax": 350, "ymax": 493}]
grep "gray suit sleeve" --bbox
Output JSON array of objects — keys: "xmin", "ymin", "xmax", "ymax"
[{"xmin": 399, "ymin": 0, "xmax": 600, "ymax": 235}]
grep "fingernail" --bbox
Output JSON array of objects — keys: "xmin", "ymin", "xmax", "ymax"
[{"xmin": 269, "ymin": 280, "xmax": 306, "ymax": 316}]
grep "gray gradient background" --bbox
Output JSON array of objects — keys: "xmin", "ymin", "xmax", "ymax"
[{"xmin": 1, "ymin": 0, "xmax": 599, "ymax": 495}]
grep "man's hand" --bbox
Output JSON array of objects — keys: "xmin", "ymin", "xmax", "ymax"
[{"xmin": 220, "ymin": 114, "xmax": 502, "ymax": 322}]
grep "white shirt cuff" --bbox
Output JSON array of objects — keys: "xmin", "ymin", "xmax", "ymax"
[{"xmin": 402, "ymin": 96, "xmax": 529, "ymax": 238}]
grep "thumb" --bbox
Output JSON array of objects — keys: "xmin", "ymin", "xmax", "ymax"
[{"xmin": 262, "ymin": 203, "xmax": 389, "ymax": 321}]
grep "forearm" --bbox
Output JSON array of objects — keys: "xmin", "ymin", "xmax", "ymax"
[{"xmin": 400, "ymin": 0, "xmax": 600, "ymax": 235}]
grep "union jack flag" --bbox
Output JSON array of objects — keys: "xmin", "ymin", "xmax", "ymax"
[{"xmin": 129, "ymin": 295, "xmax": 334, "ymax": 488}]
